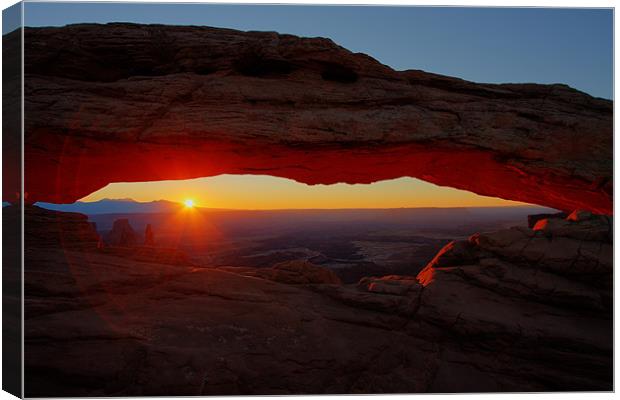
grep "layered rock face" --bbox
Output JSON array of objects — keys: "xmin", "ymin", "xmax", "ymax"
[
  {"xmin": 321, "ymin": 210, "xmax": 613, "ymax": 390},
  {"xmin": 15, "ymin": 23, "xmax": 612, "ymax": 213},
  {"xmin": 24, "ymin": 207, "xmax": 612, "ymax": 395},
  {"xmin": 412, "ymin": 210, "xmax": 613, "ymax": 390}
]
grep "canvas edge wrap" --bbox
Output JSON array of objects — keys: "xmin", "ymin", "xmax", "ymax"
[{"xmin": 2, "ymin": 2, "xmax": 24, "ymax": 398}]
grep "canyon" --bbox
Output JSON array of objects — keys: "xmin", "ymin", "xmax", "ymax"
[{"xmin": 18, "ymin": 205, "xmax": 612, "ymax": 395}]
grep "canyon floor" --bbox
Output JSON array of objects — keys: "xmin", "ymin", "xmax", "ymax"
[{"xmin": 16, "ymin": 206, "xmax": 613, "ymax": 396}]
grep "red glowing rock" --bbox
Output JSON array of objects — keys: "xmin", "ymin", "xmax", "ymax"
[{"xmin": 9, "ymin": 23, "xmax": 611, "ymax": 213}]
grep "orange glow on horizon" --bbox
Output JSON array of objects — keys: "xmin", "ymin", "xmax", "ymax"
[{"xmin": 80, "ymin": 175, "xmax": 530, "ymax": 209}]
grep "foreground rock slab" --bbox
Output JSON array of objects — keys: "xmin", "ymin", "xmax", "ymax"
[
  {"xmin": 21, "ymin": 207, "xmax": 612, "ymax": 395},
  {"xmin": 414, "ymin": 211, "xmax": 612, "ymax": 390}
]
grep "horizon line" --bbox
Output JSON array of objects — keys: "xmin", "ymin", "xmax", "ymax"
[{"xmin": 33, "ymin": 200, "xmax": 552, "ymax": 213}]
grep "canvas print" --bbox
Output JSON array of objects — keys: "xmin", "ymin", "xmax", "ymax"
[{"xmin": 2, "ymin": 2, "xmax": 613, "ymax": 397}]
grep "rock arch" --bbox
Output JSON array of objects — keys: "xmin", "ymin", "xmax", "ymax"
[{"xmin": 12, "ymin": 23, "xmax": 612, "ymax": 213}]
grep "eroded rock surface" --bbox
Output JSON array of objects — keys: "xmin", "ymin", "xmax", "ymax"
[
  {"xmin": 23, "ymin": 207, "xmax": 612, "ymax": 395},
  {"xmin": 10, "ymin": 23, "xmax": 612, "ymax": 212},
  {"xmin": 413, "ymin": 211, "xmax": 612, "ymax": 390}
]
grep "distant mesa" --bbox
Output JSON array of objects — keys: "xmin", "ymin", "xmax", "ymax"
[
  {"xmin": 144, "ymin": 223, "xmax": 155, "ymax": 246},
  {"xmin": 36, "ymin": 198, "xmax": 184, "ymax": 215},
  {"xmin": 105, "ymin": 218, "xmax": 138, "ymax": 247}
]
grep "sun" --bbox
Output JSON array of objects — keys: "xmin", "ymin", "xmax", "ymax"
[{"xmin": 183, "ymin": 199, "xmax": 195, "ymax": 208}]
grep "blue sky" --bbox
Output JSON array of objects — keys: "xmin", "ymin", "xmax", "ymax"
[{"xmin": 16, "ymin": 3, "xmax": 614, "ymax": 99}]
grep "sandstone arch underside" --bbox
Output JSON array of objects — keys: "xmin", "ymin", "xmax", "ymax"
[{"xmin": 14, "ymin": 23, "xmax": 612, "ymax": 213}]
